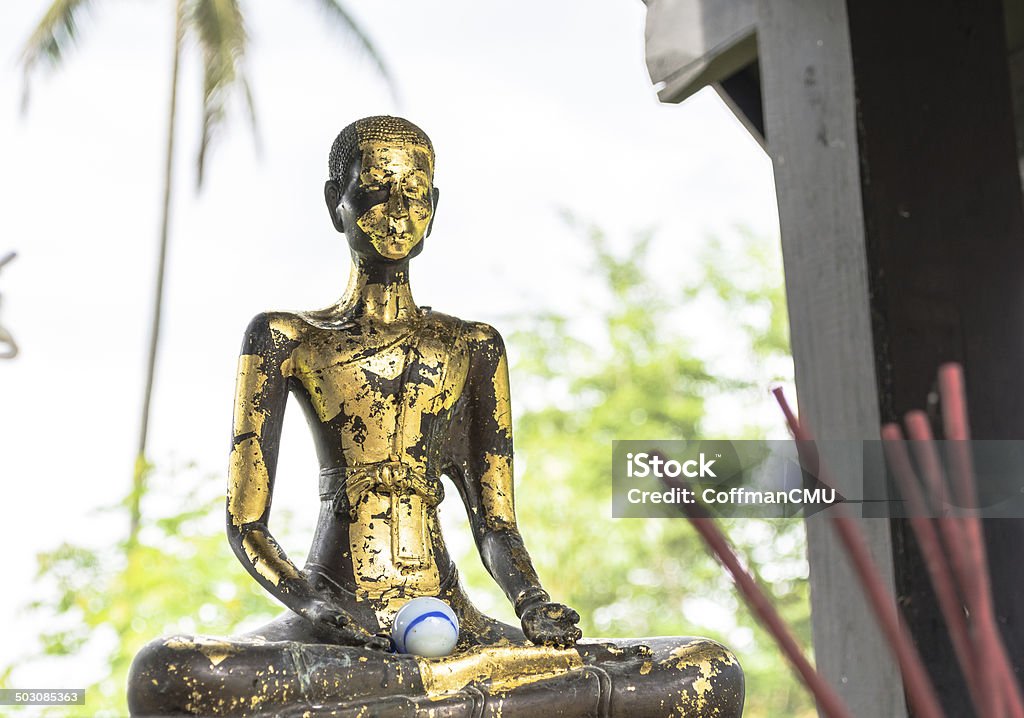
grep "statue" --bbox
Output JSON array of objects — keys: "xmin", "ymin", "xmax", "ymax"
[{"xmin": 126, "ymin": 116, "xmax": 744, "ymax": 717}]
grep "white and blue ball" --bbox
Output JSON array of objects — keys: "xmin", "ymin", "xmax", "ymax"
[{"xmin": 391, "ymin": 597, "xmax": 459, "ymax": 657}]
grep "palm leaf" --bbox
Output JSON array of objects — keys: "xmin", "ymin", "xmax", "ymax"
[
  {"xmin": 307, "ymin": 0, "xmax": 396, "ymax": 95},
  {"xmin": 19, "ymin": 0, "xmax": 95, "ymax": 110},
  {"xmin": 241, "ymin": 74, "xmax": 262, "ymax": 157},
  {"xmin": 191, "ymin": 0, "xmax": 251, "ymax": 187}
]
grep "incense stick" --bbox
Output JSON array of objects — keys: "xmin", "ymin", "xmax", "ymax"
[
  {"xmin": 662, "ymin": 472, "xmax": 854, "ymax": 718},
  {"xmin": 881, "ymin": 423, "xmax": 988, "ymax": 716},
  {"xmin": 772, "ymin": 388, "xmax": 944, "ymax": 718},
  {"xmin": 938, "ymin": 365, "xmax": 1024, "ymax": 718}
]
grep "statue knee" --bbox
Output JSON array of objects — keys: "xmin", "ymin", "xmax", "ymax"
[
  {"xmin": 575, "ymin": 637, "xmax": 744, "ymax": 716},
  {"xmin": 126, "ymin": 636, "xmax": 196, "ymax": 716},
  {"xmin": 646, "ymin": 637, "xmax": 744, "ymax": 716}
]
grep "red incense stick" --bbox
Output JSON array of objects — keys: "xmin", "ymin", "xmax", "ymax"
[
  {"xmin": 901, "ymin": 411, "xmax": 1011, "ymax": 717},
  {"xmin": 772, "ymin": 388, "xmax": 945, "ymax": 718},
  {"xmin": 937, "ymin": 364, "xmax": 1024, "ymax": 718},
  {"xmin": 662, "ymin": 472, "xmax": 854, "ymax": 718},
  {"xmin": 880, "ymin": 423, "xmax": 989, "ymax": 716}
]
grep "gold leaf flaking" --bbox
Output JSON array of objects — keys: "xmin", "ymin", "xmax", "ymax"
[
  {"xmin": 233, "ymin": 354, "xmax": 268, "ymax": 437},
  {"xmin": 241, "ymin": 530, "xmax": 299, "ymax": 586},
  {"xmin": 227, "ymin": 437, "xmax": 270, "ymax": 528},
  {"xmin": 491, "ymin": 352, "xmax": 512, "ymax": 428},
  {"xmin": 480, "ymin": 452, "xmax": 516, "ymax": 530},
  {"xmin": 415, "ymin": 645, "xmax": 583, "ymax": 696}
]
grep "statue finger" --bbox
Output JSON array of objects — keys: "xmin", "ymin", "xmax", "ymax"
[
  {"xmin": 365, "ymin": 635, "xmax": 391, "ymax": 652},
  {"xmin": 543, "ymin": 628, "xmax": 566, "ymax": 645},
  {"xmin": 314, "ymin": 617, "xmax": 368, "ymax": 646},
  {"xmin": 340, "ymin": 628, "xmax": 377, "ymax": 647},
  {"xmin": 550, "ymin": 634, "xmax": 572, "ymax": 649},
  {"xmin": 551, "ymin": 625, "xmax": 581, "ymax": 648},
  {"xmin": 317, "ymin": 624, "xmax": 353, "ymax": 645},
  {"xmin": 316, "ymin": 612, "xmax": 348, "ymax": 631}
]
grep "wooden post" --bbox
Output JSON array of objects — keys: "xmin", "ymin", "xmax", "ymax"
[
  {"xmin": 755, "ymin": 1, "xmax": 908, "ymax": 714},
  {"xmin": 845, "ymin": 0, "xmax": 1024, "ymax": 714}
]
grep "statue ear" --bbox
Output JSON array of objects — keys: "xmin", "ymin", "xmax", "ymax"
[
  {"xmin": 324, "ymin": 180, "xmax": 344, "ymax": 233},
  {"xmin": 426, "ymin": 186, "xmax": 440, "ymax": 238}
]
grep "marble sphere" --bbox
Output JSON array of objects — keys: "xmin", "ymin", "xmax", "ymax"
[{"xmin": 392, "ymin": 597, "xmax": 460, "ymax": 657}]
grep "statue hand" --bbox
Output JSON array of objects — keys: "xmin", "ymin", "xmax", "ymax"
[
  {"xmin": 521, "ymin": 601, "xmax": 582, "ymax": 648},
  {"xmin": 302, "ymin": 598, "xmax": 391, "ymax": 651}
]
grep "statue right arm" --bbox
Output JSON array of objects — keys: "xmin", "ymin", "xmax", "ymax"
[{"xmin": 226, "ymin": 313, "xmax": 387, "ymax": 649}]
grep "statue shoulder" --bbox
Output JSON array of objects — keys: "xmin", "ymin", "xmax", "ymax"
[
  {"xmin": 416, "ymin": 311, "xmax": 508, "ymax": 365},
  {"xmin": 240, "ymin": 311, "xmax": 307, "ymax": 356},
  {"xmin": 461, "ymin": 319, "xmax": 505, "ymax": 344},
  {"xmin": 422, "ymin": 310, "xmax": 505, "ymax": 349},
  {"xmin": 458, "ymin": 319, "xmax": 508, "ymax": 359}
]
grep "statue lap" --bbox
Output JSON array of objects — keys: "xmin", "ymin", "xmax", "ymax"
[{"xmin": 127, "ymin": 615, "xmax": 742, "ymax": 717}]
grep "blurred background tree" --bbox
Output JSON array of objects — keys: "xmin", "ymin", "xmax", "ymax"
[
  {"xmin": 451, "ymin": 219, "xmax": 810, "ymax": 716},
  {"xmin": 2, "ymin": 221, "xmax": 810, "ymax": 716},
  {"xmin": 19, "ymin": 0, "xmax": 393, "ymax": 545},
  {"xmin": 0, "ymin": 470, "xmax": 282, "ymax": 714}
]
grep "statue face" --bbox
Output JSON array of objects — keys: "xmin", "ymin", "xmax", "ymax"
[{"xmin": 342, "ymin": 141, "xmax": 435, "ymax": 261}]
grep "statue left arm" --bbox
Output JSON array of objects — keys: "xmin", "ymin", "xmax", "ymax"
[{"xmin": 445, "ymin": 322, "xmax": 582, "ymax": 648}]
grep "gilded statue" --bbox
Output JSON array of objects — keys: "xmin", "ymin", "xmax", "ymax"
[{"xmin": 126, "ymin": 116, "xmax": 744, "ymax": 717}]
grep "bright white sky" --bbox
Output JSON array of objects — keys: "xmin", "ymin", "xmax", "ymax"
[{"xmin": 0, "ymin": 0, "xmax": 782, "ymax": 688}]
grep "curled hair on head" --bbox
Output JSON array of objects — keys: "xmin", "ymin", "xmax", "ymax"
[{"xmin": 327, "ymin": 115, "xmax": 435, "ymax": 185}]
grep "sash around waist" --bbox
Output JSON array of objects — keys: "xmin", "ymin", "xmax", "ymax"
[{"xmin": 319, "ymin": 461, "xmax": 445, "ymax": 518}]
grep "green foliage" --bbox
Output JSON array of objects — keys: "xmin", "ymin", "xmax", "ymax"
[
  {"xmin": 19, "ymin": 0, "xmax": 95, "ymax": 107},
  {"xmin": 453, "ymin": 220, "xmax": 814, "ymax": 716},
  {"xmin": 3, "ymin": 469, "xmax": 280, "ymax": 716}
]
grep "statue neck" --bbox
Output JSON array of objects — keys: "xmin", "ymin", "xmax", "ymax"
[{"xmin": 339, "ymin": 255, "xmax": 419, "ymax": 322}]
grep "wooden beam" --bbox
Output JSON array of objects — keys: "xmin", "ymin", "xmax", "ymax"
[
  {"xmin": 715, "ymin": 61, "xmax": 765, "ymax": 147},
  {"xmin": 755, "ymin": 0, "xmax": 908, "ymax": 714},
  {"xmin": 643, "ymin": 0, "xmax": 757, "ymax": 104}
]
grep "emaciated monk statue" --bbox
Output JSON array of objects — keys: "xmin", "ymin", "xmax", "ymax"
[{"xmin": 127, "ymin": 116, "xmax": 744, "ymax": 717}]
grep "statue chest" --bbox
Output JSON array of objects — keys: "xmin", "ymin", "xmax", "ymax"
[{"xmin": 286, "ymin": 319, "xmax": 470, "ymax": 467}]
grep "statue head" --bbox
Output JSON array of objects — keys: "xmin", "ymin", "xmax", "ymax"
[{"xmin": 325, "ymin": 116, "xmax": 439, "ymax": 262}]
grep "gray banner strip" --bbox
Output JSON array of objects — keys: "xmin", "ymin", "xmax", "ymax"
[{"xmin": 612, "ymin": 440, "xmax": 1024, "ymax": 519}]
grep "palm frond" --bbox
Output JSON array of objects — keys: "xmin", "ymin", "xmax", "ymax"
[
  {"xmin": 19, "ymin": 0, "xmax": 95, "ymax": 110},
  {"xmin": 307, "ymin": 0, "xmax": 396, "ymax": 96},
  {"xmin": 191, "ymin": 0, "xmax": 251, "ymax": 187},
  {"xmin": 241, "ymin": 74, "xmax": 262, "ymax": 157}
]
